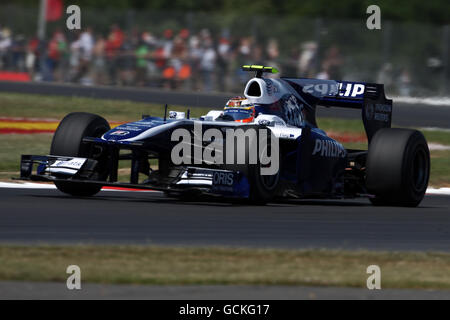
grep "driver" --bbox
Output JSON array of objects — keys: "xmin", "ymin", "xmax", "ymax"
[{"xmin": 219, "ymin": 96, "xmax": 256, "ymax": 123}]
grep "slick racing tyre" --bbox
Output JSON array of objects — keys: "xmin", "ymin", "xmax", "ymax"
[
  {"xmin": 366, "ymin": 128, "xmax": 430, "ymax": 207},
  {"xmin": 225, "ymin": 127, "xmax": 280, "ymax": 204},
  {"xmin": 50, "ymin": 112, "xmax": 110, "ymax": 196}
]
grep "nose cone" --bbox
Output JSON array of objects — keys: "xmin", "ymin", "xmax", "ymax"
[{"xmin": 102, "ymin": 118, "xmax": 164, "ymax": 141}]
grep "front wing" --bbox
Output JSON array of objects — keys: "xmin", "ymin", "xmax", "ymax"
[{"xmin": 18, "ymin": 155, "xmax": 250, "ymax": 198}]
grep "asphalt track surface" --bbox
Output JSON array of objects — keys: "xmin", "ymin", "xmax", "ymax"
[
  {"xmin": 1, "ymin": 81, "xmax": 449, "ymax": 128},
  {"xmin": 0, "ymin": 188, "xmax": 449, "ymax": 251},
  {"xmin": 1, "ymin": 282, "xmax": 450, "ymax": 299}
]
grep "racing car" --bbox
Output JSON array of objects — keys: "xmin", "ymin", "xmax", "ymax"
[{"xmin": 19, "ymin": 65, "xmax": 430, "ymax": 206}]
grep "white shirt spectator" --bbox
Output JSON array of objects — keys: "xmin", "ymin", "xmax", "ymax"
[
  {"xmin": 200, "ymin": 47, "xmax": 216, "ymax": 71},
  {"xmin": 79, "ymin": 31, "xmax": 94, "ymax": 60}
]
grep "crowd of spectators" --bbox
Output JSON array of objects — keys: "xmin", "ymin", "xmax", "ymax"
[
  {"xmin": 0, "ymin": 23, "xmax": 417, "ymax": 97},
  {"xmin": 0, "ymin": 24, "xmax": 350, "ymax": 93}
]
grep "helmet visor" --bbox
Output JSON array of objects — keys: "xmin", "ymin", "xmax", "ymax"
[{"xmin": 224, "ymin": 107, "xmax": 254, "ymax": 121}]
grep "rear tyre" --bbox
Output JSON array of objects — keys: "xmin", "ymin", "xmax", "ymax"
[
  {"xmin": 50, "ymin": 112, "xmax": 110, "ymax": 196},
  {"xmin": 366, "ymin": 128, "xmax": 430, "ymax": 207}
]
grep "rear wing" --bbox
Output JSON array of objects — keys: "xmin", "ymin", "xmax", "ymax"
[{"xmin": 283, "ymin": 78, "xmax": 393, "ymax": 143}]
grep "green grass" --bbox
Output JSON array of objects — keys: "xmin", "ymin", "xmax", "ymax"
[
  {"xmin": 317, "ymin": 118, "xmax": 366, "ymax": 134},
  {"xmin": 0, "ymin": 134, "xmax": 52, "ymax": 173},
  {"xmin": 430, "ymin": 150, "xmax": 450, "ymax": 186},
  {"xmin": 420, "ymin": 130, "xmax": 450, "ymax": 146},
  {"xmin": 318, "ymin": 118, "xmax": 450, "ymax": 146},
  {"xmin": 0, "ymin": 134, "xmax": 156, "ymax": 182},
  {"xmin": 1, "ymin": 245, "xmax": 450, "ymax": 289},
  {"xmin": 0, "ymin": 92, "xmax": 209, "ymax": 121}
]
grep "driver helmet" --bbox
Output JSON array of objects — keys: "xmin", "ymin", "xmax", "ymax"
[{"xmin": 223, "ymin": 96, "xmax": 256, "ymax": 123}]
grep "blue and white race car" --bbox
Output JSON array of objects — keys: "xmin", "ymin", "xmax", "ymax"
[{"xmin": 20, "ymin": 65, "xmax": 430, "ymax": 206}]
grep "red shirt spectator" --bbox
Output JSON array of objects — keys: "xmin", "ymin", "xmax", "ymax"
[{"xmin": 105, "ymin": 25, "xmax": 124, "ymax": 58}]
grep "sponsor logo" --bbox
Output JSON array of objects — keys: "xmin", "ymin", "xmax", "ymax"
[
  {"xmin": 169, "ymin": 111, "xmax": 178, "ymax": 119},
  {"xmin": 258, "ymin": 119, "xmax": 271, "ymax": 126},
  {"xmin": 213, "ymin": 172, "xmax": 234, "ymax": 186},
  {"xmin": 135, "ymin": 121, "xmax": 159, "ymax": 126},
  {"xmin": 312, "ymin": 139, "xmax": 346, "ymax": 158},
  {"xmin": 53, "ymin": 160, "xmax": 84, "ymax": 168},
  {"xmin": 373, "ymin": 103, "xmax": 391, "ymax": 122},
  {"xmin": 113, "ymin": 126, "xmax": 142, "ymax": 131},
  {"xmin": 302, "ymin": 82, "xmax": 365, "ymax": 98},
  {"xmin": 365, "ymin": 103, "xmax": 391, "ymax": 122},
  {"xmin": 50, "ymin": 158, "xmax": 86, "ymax": 170},
  {"xmin": 110, "ymin": 130, "xmax": 130, "ymax": 136},
  {"xmin": 303, "ymin": 83, "xmax": 339, "ymax": 96},
  {"xmin": 339, "ymin": 82, "xmax": 365, "ymax": 98},
  {"xmin": 168, "ymin": 111, "xmax": 185, "ymax": 119}
]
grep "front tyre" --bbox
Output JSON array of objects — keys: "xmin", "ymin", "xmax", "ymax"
[
  {"xmin": 50, "ymin": 112, "xmax": 110, "ymax": 196},
  {"xmin": 225, "ymin": 127, "xmax": 280, "ymax": 204},
  {"xmin": 366, "ymin": 128, "xmax": 430, "ymax": 207}
]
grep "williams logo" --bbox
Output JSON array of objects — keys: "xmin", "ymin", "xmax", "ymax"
[{"xmin": 110, "ymin": 130, "xmax": 130, "ymax": 136}]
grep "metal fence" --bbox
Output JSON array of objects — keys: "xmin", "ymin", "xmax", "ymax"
[{"xmin": 0, "ymin": 5, "xmax": 448, "ymax": 96}]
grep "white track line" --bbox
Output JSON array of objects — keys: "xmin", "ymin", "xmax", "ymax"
[
  {"xmin": 0, "ymin": 182, "xmax": 449, "ymax": 196},
  {"xmin": 428, "ymin": 143, "xmax": 450, "ymax": 151},
  {"xmin": 0, "ymin": 182, "xmax": 56, "ymax": 189},
  {"xmin": 393, "ymin": 96, "xmax": 450, "ymax": 107},
  {"xmin": 421, "ymin": 127, "xmax": 450, "ymax": 133},
  {"xmin": 426, "ymin": 188, "xmax": 450, "ymax": 195},
  {"xmin": 0, "ymin": 182, "xmax": 155, "ymax": 192}
]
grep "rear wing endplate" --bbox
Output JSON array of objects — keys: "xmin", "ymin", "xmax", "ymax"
[
  {"xmin": 319, "ymin": 82, "xmax": 393, "ymax": 143},
  {"xmin": 283, "ymin": 78, "xmax": 392, "ymax": 143}
]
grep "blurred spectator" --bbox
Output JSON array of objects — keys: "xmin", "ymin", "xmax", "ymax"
[
  {"xmin": 297, "ymin": 41, "xmax": 317, "ymax": 77},
  {"xmin": 377, "ymin": 63, "xmax": 393, "ymax": 88},
  {"xmin": 188, "ymin": 35, "xmax": 203, "ymax": 90},
  {"xmin": 216, "ymin": 34, "xmax": 231, "ymax": 91},
  {"xmin": 135, "ymin": 33, "xmax": 150, "ymax": 86},
  {"xmin": 71, "ymin": 27, "xmax": 94, "ymax": 84},
  {"xmin": 0, "ymin": 28, "xmax": 12, "ymax": 69},
  {"xmin": 321, "ymin": 46, "xmax": 342, "ymax": 80},
  {"xmin": 105, "ymin": 24, "xmax": 124, "ymax": 85},
  {"xmin": 199, "ymin": 34, "xmax": 216, "ymax": 92},
  {"xmin": 92, "ymin": 33, "xmax": 107, "ymax": 85},
  {"xmin": 11, "ymin": 34, "xmax": 27, "ymax": 72},
  {"xmin": 162, "ymin": 30, "xmax": 190, "ymax": 90},
  {"xmin": 26, "ymin": 37, "xmax": 39, "ymax": 78},
  {"xmin": 234, "ymin": 37, "xmax": 253, "ymax": 90},
  {"xmin": 4, "ymin": 21, "xmax": 436, "ymax": 96},
  {"xmin": 265, "ymin": 39, "xmax": 280, "ymax": 79},
  {"xmin": 46, "ymin": 30, "xmax": 67, "ymax": 81},
  {"xmin": 117, "ymin": 30, "xmax": 137, "ymax": 86},
  {"xmin": 398, "ymin": 68, "xmax": 412, "ymax": 96},
  {"xmin": 316, "ymin": 66, "xmax": 330, "ymax": 80}
]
